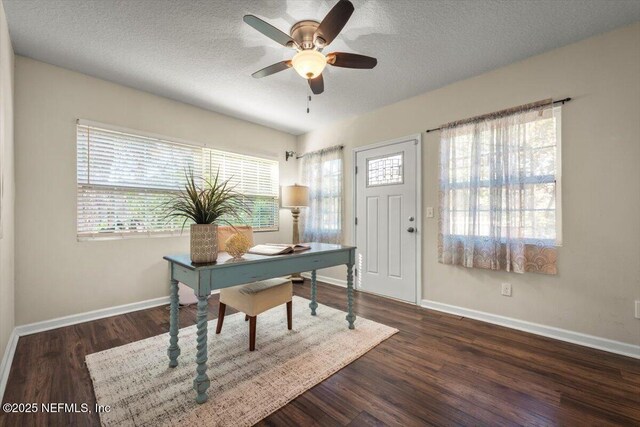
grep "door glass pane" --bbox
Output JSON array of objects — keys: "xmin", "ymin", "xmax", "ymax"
[{"xmin": 367, "ymin": 153, "xmax": 403, "ymax": 187}]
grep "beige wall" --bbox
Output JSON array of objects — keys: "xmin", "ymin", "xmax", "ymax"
[
  {"xmin": 14, "ymin": 57, "xmax": 297, "ymax": 325},
  {"xmin": 297, "ymin": 23, "xmax": 640, "ymax": 346},
  {"xmin": 0, "ymin": 0, "xmax": 15, "ymax": 360}
]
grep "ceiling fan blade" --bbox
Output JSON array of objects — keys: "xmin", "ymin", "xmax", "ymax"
[
  {"xmin": 315, "ymin": 0, "xmax": 354, "ymax": 46},
  {"xmin": 252, "ymin": 60, "xmax": 292, "ymax": 78},
  {"xmin": 243, "ymin": 15, "xmax": 296, "ymax": 48},
  {"xmin": 308, "ymin": 74, "xmax": 324, "ymax": 94},
  {"xmin": 327, "ymin": 52, "xmax": 377, "ymax": 69}
]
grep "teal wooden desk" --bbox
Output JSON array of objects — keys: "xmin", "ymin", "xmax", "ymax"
[{"xmin": 163, "ymin": 242, "xmax": 356, "ymax": 404}]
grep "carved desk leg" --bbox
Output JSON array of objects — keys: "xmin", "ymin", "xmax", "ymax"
[
  {"xmin": 309, "ymin": 269, "xmax": 318, "ymax": 316},
  {"xmin": 193, "ymin": 295, "xmax": 210, "ymax": 404},
  {"xmin": 167, "ymin": 278, "xmax": 180, "ymax": 367},
  {"xmin": 346, "ymin": 263, "xmax": 356, "ymax": 329}
]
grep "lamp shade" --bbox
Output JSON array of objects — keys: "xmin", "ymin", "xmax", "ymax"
[{"xmin": 282, "ymin": 184, "xmax": 309, "ymax": 208}]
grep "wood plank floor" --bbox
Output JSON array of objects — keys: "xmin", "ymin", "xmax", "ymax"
[{"xmin": 1, "ymin": 281, "xmax": 639, "ymax": 426}]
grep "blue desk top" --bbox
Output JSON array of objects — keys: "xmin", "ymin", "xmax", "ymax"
[{"xmin": 164, "ymin": 242, "xmax": 355, "ymax": 271}]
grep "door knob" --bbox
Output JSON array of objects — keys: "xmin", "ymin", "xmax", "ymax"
[{"xmin": 407, "ymin": 227, "xmax": 415, "ymax": 233}]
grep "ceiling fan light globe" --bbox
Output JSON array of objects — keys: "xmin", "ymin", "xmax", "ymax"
[{"xmin": 292, "ymin": 50, "xmax": 327, "ymax": 80}]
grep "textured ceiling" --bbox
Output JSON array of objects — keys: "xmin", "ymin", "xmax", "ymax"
[{"xmin": 4, "ymin": 0, "xmax": 640, "ymax": 135}]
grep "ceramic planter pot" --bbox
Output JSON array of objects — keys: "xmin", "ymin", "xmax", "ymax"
[{"xmin": 190, "ymin": 224, "xmax": 218, "ymax": 263}]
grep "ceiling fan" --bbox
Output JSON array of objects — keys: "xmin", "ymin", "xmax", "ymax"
[{"xmin": 244, "ymin": 0, "xmax": 377, "ymax": 95}]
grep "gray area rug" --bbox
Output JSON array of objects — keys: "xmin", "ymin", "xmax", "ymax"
[{"xmin": 86, "ymin": 296, "xmax": 398, "ymax": 426}]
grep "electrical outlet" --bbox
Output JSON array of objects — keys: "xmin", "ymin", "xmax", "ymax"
[
  {"xmin": 501, "ymin": 283, "xmax": 512, "ymax": 297},
  {"xmin": 635, "ymin": 300, "xmax": 640, "ymax": 319},
  {"xmin": 426, "ymin": 207, "xmax": 434, "ymax": 218}
]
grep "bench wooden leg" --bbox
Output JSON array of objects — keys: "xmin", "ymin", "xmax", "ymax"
[
  {"xmin": 215, "ymin": 302, "xmax": 226, "ymax": 334},
  {"xmin": 249, "ymin": 316, "xmax": 257, "ymax": 351},
  {"xmin": 286, "ymin": 301, "xmax": 292, "ymax": 330}
]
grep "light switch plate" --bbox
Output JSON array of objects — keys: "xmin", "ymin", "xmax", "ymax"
[{"xmin": 426, "ymin": 207, "xmax": 434, "ymax": 218}]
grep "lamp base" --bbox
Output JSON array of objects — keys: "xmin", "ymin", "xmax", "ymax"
[
  {"xmin": 289, "ymin": 206, "xmax": 305, "ymax": 284},
  {"xmin": 290, "ymin": 273, "xmax": 305, "ymax": 284}
]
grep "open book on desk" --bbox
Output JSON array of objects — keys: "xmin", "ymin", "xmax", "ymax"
[{"xmin": 248, "ymin": 243, "xmax": 311, "ymax": 256}]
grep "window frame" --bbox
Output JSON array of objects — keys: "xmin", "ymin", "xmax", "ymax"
[{"xmin": 76, "ymin": 119, "xmax": 280, "ymax": 241}]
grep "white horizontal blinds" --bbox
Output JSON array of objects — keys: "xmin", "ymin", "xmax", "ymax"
[
  {"xmin": 204, "ymin": 149, "xmax": 278, "ymax": 196},
  {"xmin": 204, "ymin": 149, "xmax": 279, "ymax": 231},
  {"xmin": 77, "ymin": 123, "xmax": 279, "ymax": 239},
  {"xmin": 77, "ymin": 125, "xmax": 202, "ymax": 189},
  {"xmin": 77, "ymin": 125, "xmax": 202, "ymax": 237}
]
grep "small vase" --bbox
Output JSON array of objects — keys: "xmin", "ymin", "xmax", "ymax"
[
  {"xmin": 225, "ymin": 232, "xmax": 251, "ymax": 259},
  {"xmin": 190, "ymin": 224, "xmax": 218, "ymax": 263}
]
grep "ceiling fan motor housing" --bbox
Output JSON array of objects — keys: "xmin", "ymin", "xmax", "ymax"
[{"xmin": 290, "ymin": 20, "xmax": 321, "ymax": 50}]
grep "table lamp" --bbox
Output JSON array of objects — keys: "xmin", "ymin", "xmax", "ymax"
[{"xmin": 282, "ymin": 184, "xmax": 309, "ymax": 283}]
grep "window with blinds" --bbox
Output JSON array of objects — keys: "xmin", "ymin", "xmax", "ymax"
[
  {"xmin": 203, "ymin": 149, "xmax": 280, "ymax": 231},
  {"xmin": 77, "ymin": 122, "xmax": 279, "ymax": 239}
]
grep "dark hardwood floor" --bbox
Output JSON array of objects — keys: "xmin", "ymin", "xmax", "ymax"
[{"xmin": 1, "ymin": 281, "xmax": 639, "ymax": 426}]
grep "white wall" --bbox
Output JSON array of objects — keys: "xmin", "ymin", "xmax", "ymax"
[
  {"xmin": 14, "ymin": 57, "xmax": 297, "ymax": 325},
  {"xmin": 297, "ymin": 23, "xmax": 640, "ymax": 346},
  {"xmin": 0, "ymin": 0, "xmax": 15, "ymax": 361}
]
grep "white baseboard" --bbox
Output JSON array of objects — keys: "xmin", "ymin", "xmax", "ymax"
[
  {"xmin": 421, "ymin": 299, "xmax": 640, "ymax": 360},
  {"xmin": 301, "ymin": 272, "xmax": 346, "ymax": 288},
  {"xmin": 15, "ymin": 296, "xmax": 171, "ymax": 337},
  {"xmin": 0, "ymin": 329, "xmax": 19, "ymax": 403}
]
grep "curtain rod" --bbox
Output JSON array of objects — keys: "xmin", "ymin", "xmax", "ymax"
[
  {"xmin": 285, "ymin": 145, "xmax": 344, "ymax": 161},
  {"xmin": 425, "ymin": 97, "xmax": 572, "ymax": 133}
]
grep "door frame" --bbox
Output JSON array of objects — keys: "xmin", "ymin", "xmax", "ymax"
[{"xmin": 352, "ymin": 133, "xmax": 423, "ymax": 305}]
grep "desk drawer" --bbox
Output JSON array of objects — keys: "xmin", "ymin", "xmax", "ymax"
[
  {"xmin": 173, "ymin": 264, "xmax": 198, "ymax": 287},
  {"xmin": 208, "ymin": 251, "xmax": 351, "ymax": 291}
]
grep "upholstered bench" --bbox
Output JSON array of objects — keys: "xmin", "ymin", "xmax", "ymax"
[{"xmin": 215, "ymin": 278, "xmax": 292, "ymax": 351}]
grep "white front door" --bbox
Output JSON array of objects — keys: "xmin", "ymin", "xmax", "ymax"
[{"xmin": 355, "ymin": 137, "xmax": 420, "ymax": 303}]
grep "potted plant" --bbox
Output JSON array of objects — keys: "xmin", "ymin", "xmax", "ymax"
[{"xmin": 163, "ymin": 169, "xmax": 246, "ymax": 263}]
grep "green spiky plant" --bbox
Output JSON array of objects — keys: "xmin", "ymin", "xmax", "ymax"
[{"xmin": 162, "ymin": 168, "xmax": 248, "ymax": 230}]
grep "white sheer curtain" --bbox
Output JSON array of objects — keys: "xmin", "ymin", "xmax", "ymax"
[
  {"xmin": 300, "ymin": 146, "xmax": 344, "ymax": 244},
  {"xmin": 439, "ymin": 100, "xmax": 560, "ymax": 274}
]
